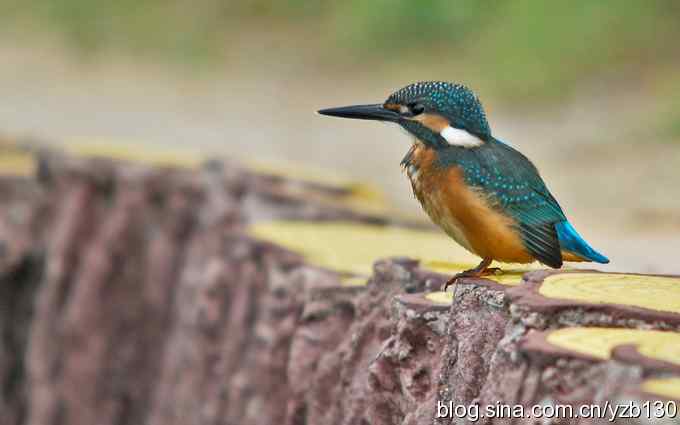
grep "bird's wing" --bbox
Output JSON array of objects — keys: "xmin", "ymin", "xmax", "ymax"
[{"xmin": 454, "ymin": 140, "xmax": 567, "ymax": 267}]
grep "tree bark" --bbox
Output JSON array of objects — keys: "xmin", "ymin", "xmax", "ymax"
[{"xmin": 0, "ymin": 149, "xmax": 679, "ymax": 425}]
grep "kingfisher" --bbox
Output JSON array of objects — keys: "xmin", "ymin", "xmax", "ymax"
[{"xmin": 318, "ymin": 81, "xmax": 609, "ymax": 288}]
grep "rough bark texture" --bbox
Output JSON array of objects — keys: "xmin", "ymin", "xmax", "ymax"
[
  {"xmin": 1, "ymin": 150, "xmax": 680, "ymax": 425},
  {"xmin": 0, "ymin": 175, "xmax": 47, "ymax": 425}
]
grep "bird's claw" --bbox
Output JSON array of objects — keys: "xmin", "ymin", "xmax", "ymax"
[
  {"xmin": 486, "ymin": 267, "xmax": 503, "ymax": 276},
  {"xmin": 442, "ymin": 267, "xmax": 503, "ymax": 292},
  {"xmin": 442, "ymin": 277, "xmax": 456, "ymax": 292},
  {"xmin": 442, "ymin": 271, "xmax": 473, "ymax": 292}
]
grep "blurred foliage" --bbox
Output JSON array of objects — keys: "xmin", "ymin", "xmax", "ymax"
[
  {"xmin": 662, "ymin": 110, "xmax": 680, "ymax": 142},
  {"xmin": 1, "ymin": 0, "xmax": 679, "ymax": 100},
  {"xmin": 652, "ymin": 75, "xmax": 680, "ymax": 142},
  {"xmin": 328, "ymin": 1, "xmax": 680, "ymax": 98}
]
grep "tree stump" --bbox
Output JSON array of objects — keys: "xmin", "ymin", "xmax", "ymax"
[{"xmin": 0, "ymin": 138, "xmax": 679, "ymax": 425}]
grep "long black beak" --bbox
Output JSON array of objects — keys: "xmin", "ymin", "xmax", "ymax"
[{"xmin": 317, "ymin": 104, "xmax": 400, "ymax": 122}]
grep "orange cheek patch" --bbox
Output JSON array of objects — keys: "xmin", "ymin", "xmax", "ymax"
[{"xmin": 413, "ymin": 113, "xmax": 450, "ymax": 132}]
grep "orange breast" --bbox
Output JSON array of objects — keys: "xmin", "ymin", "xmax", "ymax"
[{"xmin": 406, "ymin": 143, "xmax": 534, "ymax": 264}]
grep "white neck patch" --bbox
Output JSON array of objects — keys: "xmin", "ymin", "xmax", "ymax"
[{"xmin": 440, "ymin": 126, "xmax": 483, "ymax": 148}]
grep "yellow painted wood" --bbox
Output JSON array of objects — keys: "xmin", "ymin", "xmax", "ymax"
[
  {"xmin": 541, "ymin": 273, "xmax": 680, "ymax": 314},
  {"xmin": 340, "ymin": 276, "xmax": 368, "ymax": 287},
  {"xmin": 248, "ymin": 221, "xmax": 478, "ymax": 275},
  {"xmin": 546, "ymin": 327, "xmax": 680, "ymax": 366},
  {"xmin": 642, "ymin": 377, "xmax": 680, "ymax": 400},
  {"xmin": 64, "ymin": 139, "xmax": 204, "ymax": 169},
  {"xmin": 245, "ymin": 159, "xmax": 372, "ymax": 191},
  {"xmin": 247, "ymin": 159, "xmax": 406, "ymax": 218},
  {"xmin": 426, "ymin": 291, "xmax": 455, "ymax": 305},
  {"xmin": 423, "ymin": 260, "xmax": 539, "ymax": 286},
  {"xmin": 310, "ymin": 183, "xmax": 396, "ymax": 219},
  {"xmin": 0, "ymin": 151, "xmax": 35, "ymax": 177}
]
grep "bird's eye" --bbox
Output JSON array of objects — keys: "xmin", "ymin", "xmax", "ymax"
[{"xmin": 408, "ymin": 103, "xmax": 425, "ymax": 115}]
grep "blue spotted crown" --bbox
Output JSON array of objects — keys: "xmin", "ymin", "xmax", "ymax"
[{"xmin": 386, "ymin": 81, "xmax": 491, "ymax": 139}]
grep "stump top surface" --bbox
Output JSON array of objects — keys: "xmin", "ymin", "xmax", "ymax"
[
  {"xmin": 246, "ymin": 158, "xmax": 367, "ymax": 189},
  {"xmin": 425, "ymin": 261, "xmax": 536, "ymax": 286},
  {"xmin": 546, "ymin": 327, "xmax": 680, "ymax": 365},
  {"xmin": 64, "ymin": 139, "xmax": 204, "ymax": 169},
  {"xmin": 642, "ymin": 377, "xmax": 680, "ymax": 401},
  {"xmin": 340, "ymin": 276, "xmax": 369, "ymax": 287},
  {"xmin": 0, "ymin": 150, "xmax": 34, "ymax": 177},
  {"xmin": 249, "ymin": 220, "xmax": 477, "ymax": 275},
  {"xmin": 425, "ymin": 291, "xmax": 455, "ymax": 305},
  {"xmin": 541, "ymin": 273, "xmax": 680, "ymax": 315}
]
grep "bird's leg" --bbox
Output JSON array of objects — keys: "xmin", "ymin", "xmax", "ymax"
[{"xmin": 442, "ymin": 258, "xmax": 500, "ymax": 291}]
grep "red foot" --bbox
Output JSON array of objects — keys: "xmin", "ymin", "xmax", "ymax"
[{"xmin": 442, "ymin": 267, "xmax": 502, "ymax": 291}]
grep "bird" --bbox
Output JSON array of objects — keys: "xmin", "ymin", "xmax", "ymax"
[{"xmin": 318, "ymin": 81, "xmax": 609, "ymax": 289}]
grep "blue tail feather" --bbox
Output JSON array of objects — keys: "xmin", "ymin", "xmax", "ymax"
[{"xmin": 555, "ymin": 221, "xmax": 609, "ymax": 264}]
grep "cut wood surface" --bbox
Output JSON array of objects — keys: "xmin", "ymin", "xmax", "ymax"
[
  {"xmin": 643, "ymin": 377, "xmax": 680, "ymax": 401},
  {"xmin": 0, "ymin": 137, "xmax": 679, "ymax": 425},
  {"xmin": 540, "ymin": 272, "xmax": 680, "ymax": 314}
]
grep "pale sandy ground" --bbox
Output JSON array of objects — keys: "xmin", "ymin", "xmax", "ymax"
[{"xmin": 1, "ymin": 43, "xmax": 679, "ymax": 274}]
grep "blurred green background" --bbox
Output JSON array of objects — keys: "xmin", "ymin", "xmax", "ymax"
[
  {"xmin": 2, "ymin": 0, "xmax": 680, "ymax": 103},
  {"xmin": 1, "ymin": 1, "xmax": 679, "ymax": 272}
]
